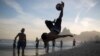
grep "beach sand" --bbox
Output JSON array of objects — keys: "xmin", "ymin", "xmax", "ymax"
[{"xmin": 41, "ymin": 42, "xmax": 100, "ymax": 56}]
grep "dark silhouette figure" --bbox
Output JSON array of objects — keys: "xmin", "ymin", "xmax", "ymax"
[
  {"xmin": 35, "ymin": 37, "xmax": 39, "ymax": 56},
  {"xmin": 73, "ymin": 39, "xmax": 76, "ymax": 46},
  {"xmin": 41, "ymin": 1, "xmax": 73, "ymax": 52},
  {"xmin": 52, "ymin": 40, "xmax": 55, "ymax": 52},
  {"xmin": 52, "ymin": 40, "xmax": 55, "ymax": 48},
  {"xmin": 35, "ymin": 37, "xmax": 39, "ymax": 49},
  {"xmin": 13, "ymin": 28, "xmax": 26, "ymax": 56},
  {"xmin": 60, "ymin": 40, "xmax": 63, "ymax": 49}
]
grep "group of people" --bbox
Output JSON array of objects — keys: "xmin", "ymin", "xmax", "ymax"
[
  {"xmin": 13, "ymin": 28, "xmax": 75, "ymax": 56},
  {"xmin": 13, "ymin": 1, "xmax": 75, "ymax": 56}
]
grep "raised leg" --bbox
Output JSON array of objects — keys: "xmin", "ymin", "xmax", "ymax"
[{"xmin": 45, "ymin": 20, "xmax": 54, "ymax": 32}]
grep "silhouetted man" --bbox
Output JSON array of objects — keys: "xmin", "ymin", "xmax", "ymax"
[
  {"xmin": 60, "ymin": 40, "xmax": 63, "ymax": 49},
  {"xmin": 41, "ymin": 2, "xmax": 73, "ymax": 49},
  {"xmin": 13, "ymin": 28, "xmax": 26, "ymax": 56},
  {"xmin": 52, "ymin": 40, "xmax": 55, "ymax": 48},
  {"xmin": 35, "ymin": 37, "xmax": 39, "ymax": 49},
  {"xmin": 73, "ymin": 39, "xmax": 76, "ymax": 46}
]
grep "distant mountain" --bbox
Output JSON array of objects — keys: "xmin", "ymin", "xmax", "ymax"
[
  {"xmin": 57, "ymin": 27, "xmax": 100, "ymax": 42},
  {"xmin": 76, "ymin": 31, "xmax": 100, "ymax": 42},
  {"xmin": 60, "ymin": 27, "xmax": 71, "ymax": 35},
  {"xmin": 57, "ymin": 27, "xmax": 73, "ymax": 41}
]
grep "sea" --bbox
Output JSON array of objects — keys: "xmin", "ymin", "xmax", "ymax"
[{"xmin": 0, "ymin": 39, "xmax": 80, "ymax": 56}]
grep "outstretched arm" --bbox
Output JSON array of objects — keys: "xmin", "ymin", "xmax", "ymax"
[
  {"xmin": 13, "ymin": 33, "xmax": 19, "ymax": 48},
  {"xmin": 14, "ymin": 34, "xmax": 19, "ymax": 43}
]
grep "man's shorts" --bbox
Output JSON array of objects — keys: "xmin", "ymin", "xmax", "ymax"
[{"xmin": 17, "ymin": 40, "xmax": 26, "ymax": 49}]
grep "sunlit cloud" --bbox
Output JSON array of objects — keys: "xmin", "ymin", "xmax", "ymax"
[
  {"xmin": 80, "ymin": 18, "xmax": 93, "ymax": 27},
  {"xmin": 62, "ymin": 17, "xmax": 100, "ymax": 34},
  {"xmin": 74, "ymin": 13, "xmax": 80, "ymax": 23},
  {"xmin": 0, "ymin": 14, "xmax": 49, "ymax": 40},
  {"xmin": 80, "ymin": 17, "xmax": 100, "ymax": 29}
]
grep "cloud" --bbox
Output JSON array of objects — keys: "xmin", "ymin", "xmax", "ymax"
[
  {"xmin": 3, "ymin": 0, "xmax": 25, "ymax": 15},
  {"xmin": 2, "ymin": 0, "xmax": 50, "ymax": 40},
  {"xmin": 0, "ymin": 14, "xmax": 49, "ymax": 40},
  {"xmin": 80, "ymin": 18, "xmax": 92, "ymax": 27},
  {"xmin": 75, "ymin": 0, "xmax": 97, "ymax": 10},
  {"xmin": 80, "ymin": 17, "xmax": 100, "ymax": 29},
  {"xmin": 62, "ymin": 21, "xmax": 85, "ymax": 34},
  {"xmin": 73, "ymin": 0, "xmax": 97, "ymax": 23},
  {"xmin": 74, "ymin": 13, "xmax": 80, "ymax": 23},
  {"xmin": 62, "ymin": 17, "xmax": 100, "ymax": 34},
  {"xmin": 0, "ymin": 19, "xmax": 17, "ymax": 25}
]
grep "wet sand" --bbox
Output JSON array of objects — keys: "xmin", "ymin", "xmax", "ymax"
[{"xmin": 41, "ymin": 42, "xmax": 100, "ymax": 56}]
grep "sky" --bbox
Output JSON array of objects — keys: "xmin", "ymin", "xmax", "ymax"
[{"xmin": 0, "ymin": 0, "xmax": 100, "ymax": 40}]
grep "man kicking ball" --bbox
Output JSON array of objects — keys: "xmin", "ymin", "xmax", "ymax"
[{"xmin": 41, "ymin": 1, "xmax": 73, "ymax": 52}]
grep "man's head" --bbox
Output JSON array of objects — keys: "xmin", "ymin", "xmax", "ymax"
[
  {"xmin": 21, "ymin": 28, "xmax": 25, "ymax": 33},
  {"xmin": 41, "ymin": 33, "xmax": 48, "ymax": 42}
]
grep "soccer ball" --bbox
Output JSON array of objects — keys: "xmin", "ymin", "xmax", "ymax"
[{"xmin": 56, "ymin": 3, "xmax": 63, "ymax": 11}]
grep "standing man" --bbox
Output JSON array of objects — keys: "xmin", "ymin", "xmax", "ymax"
[
  {"xmin": 35, "ymin": 37, "xmax": 39, "ymax": 56},
  {"xmin": 52, "ymin": 40, "xmax": 55, "ymax": 48},
  {"xmin": 13, "ymin": 28, "xmax": 26, "ymax": 56},
  {"xmin": 73, "ymin": 39, "xmax": 76, "ymax": 46},
  {"xmin": 35, "ymin": 37, "xmax": 39, "ymax": 49},
  {"xmin": 60, "ymin": 40, "xmax": 63, "ymax": 49}
]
